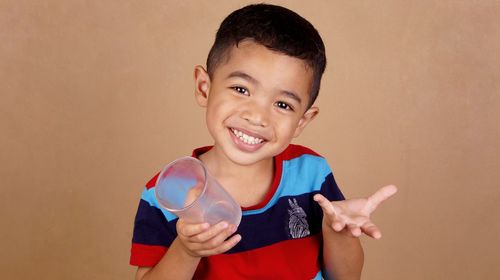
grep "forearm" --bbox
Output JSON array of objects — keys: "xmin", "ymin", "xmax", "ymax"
[
  {"xmin": 136, "ymin": 238, "xmax": 201, "ymax": 280},
  {"xmin": 322, "ymin": 226, "xmax": 364, "ymax": 280}
]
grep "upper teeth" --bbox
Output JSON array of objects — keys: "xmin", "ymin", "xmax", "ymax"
[{"xmin": 231, "ymin": 128, "xmax": 264, "ymax": 145}]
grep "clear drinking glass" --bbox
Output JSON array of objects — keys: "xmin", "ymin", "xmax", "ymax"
[{"xmin": 155, "ymin": 156, "xmax": 242, "ymax": 226}]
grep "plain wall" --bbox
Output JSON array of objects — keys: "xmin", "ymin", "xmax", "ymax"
[{"xmin": 1, "ymin": 0, "xmax": 499, "ymax": 279}]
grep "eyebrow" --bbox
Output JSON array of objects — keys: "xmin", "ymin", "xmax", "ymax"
[
  {"xmin": 281, "ymin": 90, "xmax": 302, "ymax": 104},
  {"xmin": 226, "ymin": 70, "xmax": 302, "ymax": 104},
  {"xmin": 227, "ymin": 71, "xmax": 259, "ymax": 85}
]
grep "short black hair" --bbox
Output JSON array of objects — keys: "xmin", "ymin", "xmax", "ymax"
[{"xmin": 206, "ymin": 4, "xmax": 326, "ymax": 107}]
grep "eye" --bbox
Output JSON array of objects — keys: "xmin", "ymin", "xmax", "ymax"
[
  {"xmin": 275, "ymin": 101, "xmax": 293, "ymax": 111},
  {"xmin": 231, "ymin": 86, "xmax": 249, "ymax": 96}
]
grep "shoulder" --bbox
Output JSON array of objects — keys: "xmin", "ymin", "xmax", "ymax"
[
  {"xmin": 278, "ymin": 144, "xmax": 331, "ymax": 175},
  {"xmin": 276, "ymin": 145, "xmax": 342, "ymax": 199}
]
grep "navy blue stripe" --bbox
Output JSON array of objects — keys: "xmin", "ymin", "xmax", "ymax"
[
  {"xmin": 132, "ymin": 172, "xmax": 344, "ymax": 252},
  {"xmin": 228, "ymin": 173, "xmax": 343, "ymax": 254},
  {"xmin": 132, "ymin": 199, "xmax": 178, "ymax": 246},
  {"xmin": 320, "ymin": 173, "xmax": 345, "ymax": 202},
  {"xmin": 228, "ymin": 193, "xmax": 319, "ymax": 253}
]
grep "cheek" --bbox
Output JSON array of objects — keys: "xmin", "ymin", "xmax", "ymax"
[
  {"xmin": 206, "ymin": 101, "xmax": 232, "ymax": 125},
  {"xmin": 275, "ymin": 118, "xmax": 300, "ymax": 138}
]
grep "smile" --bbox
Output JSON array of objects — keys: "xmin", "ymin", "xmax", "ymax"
[{"xmin": 230, "ymin": 128, "xmax": 265, "ymax": 145}]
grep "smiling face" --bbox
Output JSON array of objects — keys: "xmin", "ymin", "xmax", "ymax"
[{"xmin": 194, "ymin": 40, "xmax": 319, "ymax": 167}]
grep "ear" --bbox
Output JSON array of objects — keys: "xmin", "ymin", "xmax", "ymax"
[
  {"xmin": 194, "ymin": 65, "xmax": 211, "ymax": 107},
  {"xmin": 293, "ymin": 106, "xmax": 319, "ymax": 138}
]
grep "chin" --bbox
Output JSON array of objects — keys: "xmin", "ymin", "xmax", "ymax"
[
  {"xmin": 227, "ymin": 151, "xmax": 267, "ymax": 166},
  {"xmin": 220, "ymin": 145, "xmax": 272, "ymax": 166}
]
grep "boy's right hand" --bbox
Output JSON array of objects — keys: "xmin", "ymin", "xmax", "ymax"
[{"xmin": 176, "ymin": 219, "xmax": 241, "ymax": 257}]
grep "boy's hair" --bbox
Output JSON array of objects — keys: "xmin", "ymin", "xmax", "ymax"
[{"xmin": 206, "ymin": 4, "xmax": 327, "ymax": 107}]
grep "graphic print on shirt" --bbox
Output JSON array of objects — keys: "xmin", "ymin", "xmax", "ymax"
[{"xmin": 287, "ymin": 198, "xmax": 310, "ymax": 238}]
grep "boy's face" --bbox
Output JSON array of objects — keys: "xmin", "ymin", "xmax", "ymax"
[{"xmin": 194, "ymin": 40, "xmax": 318, "ymax": 166}]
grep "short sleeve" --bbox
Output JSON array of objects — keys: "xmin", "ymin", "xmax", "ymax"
[
  {"xmin": 310, "ymin": 162, "xmax": 345, "ymax": 226},
  {"xmin": 130, "ymin": 187, "xmax": 178, "ymax": 267},
  {"xmin": 319, "ymin": 171, "xmax": 345, "ymax": 202}
]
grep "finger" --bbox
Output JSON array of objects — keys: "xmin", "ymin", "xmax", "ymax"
[
  {"xmin": 368, "ymin": 185, "xmax": 398, "ymax": 210},
  {"xmin": 332, "ymin": 218, "xmax": 346, "ymax": 232},
  {"xmin": 361, "ymin": 221, "xmax": 382, "ymax": 239},
  {"xmin": 199, "ymin": 224, "xmax": 238, "ymax": 250},
  {"xmin": 198, "ymin": 234, "xmax": 242, "ymax": 256},
  {"xmin": 347, "ymin": 223, "xmax": 362, "ymax": 237},
  {"xmin": 313, "ymin": 194, "xmax": 337, "ymax": 216},
  {"xmin": 189, "ymin": 221, "xmax": 230, "ymax": 243},
  {"xmin": 178, "ymin": 221, "xmax": 210, "ymax": 237}
]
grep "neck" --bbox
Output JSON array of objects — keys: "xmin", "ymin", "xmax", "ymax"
[{"xmin": 198, "ymin": 145, "xmax": 275, "ymax": 207}]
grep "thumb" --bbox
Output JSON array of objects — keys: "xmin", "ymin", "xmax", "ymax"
[
  {"xmin": 368, "ymin": 184, "xmax": 398, "ymax": 211},
  {"xmin": 313, "ymin": 194, "xmax": 337, "ymax": 216}
]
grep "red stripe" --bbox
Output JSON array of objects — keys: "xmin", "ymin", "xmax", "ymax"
[
  {"xmin": 145, "ymin": 172, "xmax": 160, "ymax": 190},
  {"xmin": 192, "ymin": 146, "xmax": 213, "ymax": 157},
  {"xmin": 131, "ymin": 236, "xmax": 322, "ymax": 278},
  {"xmin": 130, "ymin": 243, "xmax": 167, "ymax": 267},
  {"xmin": 194, "ymin": 235, "xmax": 322, "ymax": 279},
  {"xmin": 281, "ymin": 144, "xmax": 320, "ymax": 161}
]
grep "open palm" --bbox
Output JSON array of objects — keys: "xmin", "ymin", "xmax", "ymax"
[{"xmin": 314, "ymin": 185, "xmax": 398, "ymax": 239}]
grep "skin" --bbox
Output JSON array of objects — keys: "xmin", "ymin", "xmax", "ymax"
[{"xmin": 136, "ymin": 40, "xmax": 397, "ymax": 280}]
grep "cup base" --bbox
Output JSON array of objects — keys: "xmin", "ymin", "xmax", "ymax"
[{"xmin": 204, "ymin": 201, "xmax": 242, "ymax": 226}]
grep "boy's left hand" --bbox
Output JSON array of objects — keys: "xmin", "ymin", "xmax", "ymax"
[{"xmin": 313, "ymin": 184, "xmax": 398, "ymax": 239}]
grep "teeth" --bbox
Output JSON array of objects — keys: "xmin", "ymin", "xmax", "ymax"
[{"xmin": 231, "ymin": 128, "xmax": 264, "ymax": 145}]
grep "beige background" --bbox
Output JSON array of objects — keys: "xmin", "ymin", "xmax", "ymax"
[{"xmin": 1, "ymin": 0, "xmax": 499, "ymax": 279}]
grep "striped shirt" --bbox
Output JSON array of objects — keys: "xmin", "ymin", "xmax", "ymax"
[{"xmin": 130, "ymin": 144, "xmax": 344, "ymax": 279}]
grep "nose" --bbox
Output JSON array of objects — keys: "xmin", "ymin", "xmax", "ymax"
[{"xmin": 240, "ymin": 100, "xmax": 269, "ymax": 127}]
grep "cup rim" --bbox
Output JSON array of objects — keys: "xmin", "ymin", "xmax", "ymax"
[{"xmin": 154, "ymin": 156, "xmax": 208, "ymax": 213}]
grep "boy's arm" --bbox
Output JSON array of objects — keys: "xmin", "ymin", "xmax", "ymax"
[
  {"xmin": 322, "ymin": 223, "xmax": 364, "ymax": 279},
  {"xmin": 314, "ymin": 185, "xmax": 397, "ymax": 280},
  {"xmin": 135, "ymin": 221, "xmax": 241, "ymax": 280}
]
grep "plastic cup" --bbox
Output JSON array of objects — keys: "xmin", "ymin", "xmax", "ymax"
[{"xmin": 154, "ymin": 156, "xmax": 242, "ymax": 227}]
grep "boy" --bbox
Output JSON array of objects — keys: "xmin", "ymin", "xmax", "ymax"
[{"xmin": 131, "ymin": 4, "xmax": 397, "ymax": 280}]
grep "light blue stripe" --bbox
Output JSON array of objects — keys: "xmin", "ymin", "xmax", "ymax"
[
  {"xmin": 141, "ymin": 187, "xmax": 178, "ymax": 222},
  {"xmin": 243, "ymin": 154, "xmax": 331, "ymax": 216},
  {"xmin": 141, "ymin": 154, "xmax": 332, "ymax": 219},
  {"xmin": 312, "ymin": 270, "xmax": 323, "ymax": 280}
]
